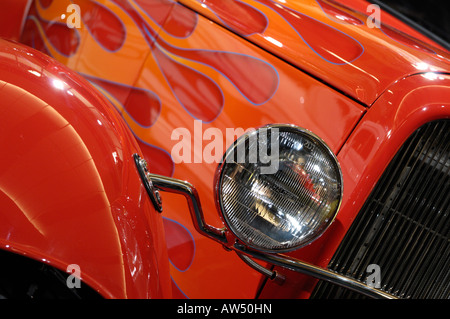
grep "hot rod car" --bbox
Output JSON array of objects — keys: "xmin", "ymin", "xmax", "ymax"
[{"xmin": 0, "ymin": 0, "xmax": 448, "ymax": 299}]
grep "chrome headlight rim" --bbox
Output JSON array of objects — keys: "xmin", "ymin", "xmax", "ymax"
[{"xmin": 214, "ymin": 123, "xmax": 343, "ymax": 253}]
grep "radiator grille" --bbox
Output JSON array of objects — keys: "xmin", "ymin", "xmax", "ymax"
[{"xmin": 312, "ymin": 120, "xmax": 449, "ymax": 299}]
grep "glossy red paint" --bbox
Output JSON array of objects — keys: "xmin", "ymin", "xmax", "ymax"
[
  {"xmin": 32, "ymin": 1, "xmax": 82, "ymax": 56},
  {"xmin": 0, "ymin": 0, "xmax": 449, "ymax": 299},
  {"xmin": 0, "ymin": 38, "xmax": 171, "ymax": 299},
  {"xmin": 180, "ymin": 0, "xmax": 450, "ymax": 104},
  {"xmin": 0, "ymin": 0, "xmax": 31, "ymax": 41},
  {"xmin": 193, "ymin": 0, "xmax": 269, "ymax": 36},
  {"xmin": 85, "ymin": 74, "xmax": 162, "ymax": 128},
  {"xmin": 259, "ymin": 73, "xmax": 450, "ymax": 298},
  {"xmin": 76, "ymin": 0, "xmax": 127, "ymax": 52},
  {"xmin": 316, "ymin": 0, "xmax": 364, "ymax": 25},
  {"xmin": 6, "ymin": 0, "xmax": 369, "ymax": 298},
  {"xmin": 337, "ymin": 0, "xmax": 449, "ymax": 51}
]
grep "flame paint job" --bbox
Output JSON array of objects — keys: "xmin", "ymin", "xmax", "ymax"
[
  {"xmin": 316, "ymin": 0, "xmax": 364, "ymax": 25},
  {"xmin": 182, "ymin": 0, "xmax": 450, "ymax": 104},
  {"xmin": 0, "ymin": 0, "xmax": 449, "ymax": 299},
  {"xmin": 335, "ymin": 0, "xmax": 449, "ymax": 51},
  {"xmin": 194, "ymin": 0, "xmax": 269, "ymax": 36},
  {"xmin": 8, "ymin": 0, "xmax": 365, "ymax": 298}
]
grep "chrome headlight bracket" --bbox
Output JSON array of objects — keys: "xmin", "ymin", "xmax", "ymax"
[
  {"xmin": 134, "ymin": 153, "xmax": 163, "ymax": 212},
  {"xmin": 148, "ymin": 172, "xmax": 395, "ymax": 299},
  {"xmin": 138, "ymin": 123, "xmax": 395, "ymax": 299}
]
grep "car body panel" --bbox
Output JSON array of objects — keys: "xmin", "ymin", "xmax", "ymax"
[
  {"xmin": 259, "ymin": 72, "xmax": 450, "ymax": 298},
  {"xmin": 336, "ymin": 0, "xmax": 450, "ymax": 51},
  {"xmin": 0, "ymin": 38, "xmax": 171, "ymax": 299},
  {"xmin": 0, "ymin": 0, "xmax": 31, "ymax": 41},
  {"xmin": 5, "ymin": 0, "xmax": 370, "ymax": 298},
  {"xmin": 0, "ymin": 0, "xmax": 449, "ymax": 299},
  {"xmin": 179, "ymin": 0, "xmax": 450, "ymax": 105}
]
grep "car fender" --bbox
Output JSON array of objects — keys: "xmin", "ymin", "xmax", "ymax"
[
  {"xmin": 0, "ymin": 39, "xmax": 171, "ymax": 298},
  {"xmin": 258, "ymin": 72, "xmax": 450, "ymax": 298}
]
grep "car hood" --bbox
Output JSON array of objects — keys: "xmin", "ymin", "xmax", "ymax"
[{"xmin": 179, "ymin": 0, "xmax": 450, "ymax": 106}]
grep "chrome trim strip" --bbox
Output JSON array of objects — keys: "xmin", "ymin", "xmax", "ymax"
[
  {"xmin": 148, "ymin": 173, "xmax": 397, "ymax": 299},
  {"xmin": 234, "ymin": 244, "xmax": 397, "ymax": 299}
]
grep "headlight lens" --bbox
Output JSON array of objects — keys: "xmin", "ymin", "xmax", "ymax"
[{"xmin": 216, "ymin": 124, "xmax": 342, "ymax": 252}]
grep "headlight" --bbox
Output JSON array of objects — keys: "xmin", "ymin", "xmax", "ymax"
[{"xmin": 215, "ymin": 124, "xmax": 342, "ymax": 252}]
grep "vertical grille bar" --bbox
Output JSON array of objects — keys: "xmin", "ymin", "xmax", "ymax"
[{"xmin": 312, "ymin": 120, "xmax": 449, "ymax": 299}]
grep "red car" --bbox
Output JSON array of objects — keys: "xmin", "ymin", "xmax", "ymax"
[{"xmin": 0, "ymin": 0, "xmax": 448, "ymax": 299}]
